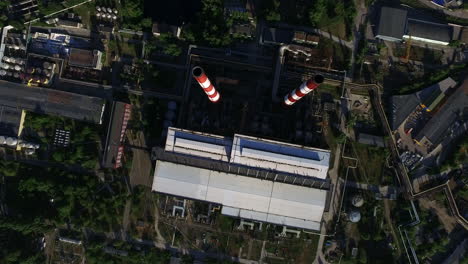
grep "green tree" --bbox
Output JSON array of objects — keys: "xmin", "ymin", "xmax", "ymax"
[{"xmin": 309, "ymin": 0, "xmax": 327, "ymax": 27}]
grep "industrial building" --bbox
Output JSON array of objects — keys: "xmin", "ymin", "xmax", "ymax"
[
  {"xmin": 414, "ymin": 78, "xmax": 468, "ymax": 150},
  {"xmin": 392, "ymin": 77, "xmax": 467, "ymax": 155},
  {"xmin": 0, "ymin": 80, "xmax": 105, "ymax": 124},
  {"xmin": 102, "ymin": 101, "xmax": 131, "ymax": 169},
  {"xmin": 403, "ymin": 19, "xmax": 452, "ymax": 46},
  {"xmin": 68, "ymin": 48, "xmax": 103, "ymax": 70},
  {"xmin": 152, "ymin": 127, "xmax": 331, "ymax": 231},
  {"xmin": 375, "ymin": 7, "xmax": 454, "ymax": 45},
  {"xmin": 375, "ymin": 7, "xmax": 408, "ymax": 42},
  {"xmin": 391, "ymin": 77, "xmax": 457, "ymax": 130}
]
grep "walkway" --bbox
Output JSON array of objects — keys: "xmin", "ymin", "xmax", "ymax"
[
  {"xmin": 344, "ymin": 180, "xmax": 400, "ymax": 197},
  {"xmin": 313, "ymin": 144, "xmax": 342, "ymax": 264}
]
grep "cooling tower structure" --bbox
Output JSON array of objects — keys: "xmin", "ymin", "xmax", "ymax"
[
  {"xmin": 192, "ymin": 66, "xmax": 220, "ymax": 103},
  {"xmin": 283, "ymin": 75, "xmax": 324, "ymax": 106}
]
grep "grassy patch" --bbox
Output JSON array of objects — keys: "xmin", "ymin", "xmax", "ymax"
[
  {"xmin": 318, "ymin": 38, "xmax": 351, "ymax": 70},
  {"xmin": 319, "ymin": 84, "xmax": 341, "ymax": 98},
  {"xmin": 352, "ymin": 142, "xmax": 389, "ymax": 185},
  {"xmin": 320, "ymin": 17, "xmax": 347, "ymax": 40},
  {"xmin": 394, "ymin": 45, "xmax": 443, "ymax": 64},
  {"xmin": 141, "ymin": 67, "xmax": 178, "ymax": 92},
  {"xmin": 73, "ymin": 2, "xmax": 95, "ymax": 29},
  {"xmin": 109, "ymin": 38, "xmax": 142, "ymax": 58}
]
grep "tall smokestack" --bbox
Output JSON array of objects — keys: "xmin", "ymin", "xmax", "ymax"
[
  {"xmin": 283, "ymin": 75, "xmax": 324, "ymax": 106},
  {"xmin": 192, "ymin": 66, "xmax": 220, "ymax": 103}
]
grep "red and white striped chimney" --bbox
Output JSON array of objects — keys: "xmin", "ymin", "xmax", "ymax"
[
  {"xmin": 283, "ymin": 75, "xmax": 324, "ymax": 106},
  {"xmin": 192, "ymin": 66, "xmax": 220, "ymax": 103}
]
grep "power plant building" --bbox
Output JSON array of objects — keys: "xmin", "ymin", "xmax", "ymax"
[{"xmin": 152, "ymin": 127, "xmax": 331, "ymax": 230}]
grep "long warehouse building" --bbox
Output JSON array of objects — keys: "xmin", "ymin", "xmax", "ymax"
[
  {"xmin": 0, "ymin": 81, "xmax": 105, "ymax": 124},
  {"xmin": 152, "ymin": 127, "xmax": 331, "ymax": 231}
]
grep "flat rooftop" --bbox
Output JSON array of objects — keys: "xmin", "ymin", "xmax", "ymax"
[
  {"xmin": 415, "ymin": 78, "xmax": 468, "ymax": 145},
  {"xmin": 376, "ymin": 7, "xmax": 408, "ymax": 40},
  {"xmin": 152, "ymin": 160, "xmax": 326, "ymax": 230},
  {"xmin": 0, "ymin": 80, "xmax": 105, "ymax": 124},
  {"xmin": 165, "ymin": 127, "xmax": 330, "ymax": 179},
  {"xmin": 391, "ymin": 77, "xmax": 457, "ymax": 130},
  {"xmin": 0, "ymin": 105, "xmax": 22, "ymax": 136}
]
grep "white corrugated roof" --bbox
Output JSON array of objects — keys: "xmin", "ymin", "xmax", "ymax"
[
  {"xmin": 230, "ymin": 134, "xmax": 330, "ymax": 179},
  {"xmin": 152, "ymin": 161, "xmax": 326, "ymax": 230},
  {"xmin": 165, "ymin": 127, "xmax": 231, "ymax": 161},
  {"xmin": 165, "ymin": 127, "xmax": 330, "ymax": 180}
]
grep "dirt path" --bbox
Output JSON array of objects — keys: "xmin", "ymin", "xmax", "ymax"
[
  {"xmin": 122, "ymin": 199, "xmax": 132, "ymax": 233},
  {"xmin": 418, "ymin": 197, "xmax": 457, "ymax": 233},
  {"xmin": 152, "ymin": 197, "xmax": 166, "ymax": 243},
  {"xmin": 128, "ymin": 131, "xmax": 152, "ymax": 187},
  {"xmin": 383, "ymin": 200, "xmax": 402, "ymax": 257}
]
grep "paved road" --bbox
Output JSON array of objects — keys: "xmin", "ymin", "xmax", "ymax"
[
  {"xmin": 314, "ymin": 144, "xmax": 342, "ymax": 264},
  {"xmin": 414, "ymin": 0, "xmax": 468, "ymax": 19}
]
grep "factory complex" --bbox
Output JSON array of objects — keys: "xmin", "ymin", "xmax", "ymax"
[{"xmin": 152, "ymin": 127, "xmax": 331, "ymax": 231}]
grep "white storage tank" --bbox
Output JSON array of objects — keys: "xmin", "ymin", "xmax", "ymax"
[
  {"xmin": 348, "ymin": 210, "xmax": 361, "ymax": 223},
  {"xmin": 6, "ymin": 137, "xmax": 17, "ymax": 146},
  {"xmin": 351, "ymin": 194, "xmax": 364, "ymax": 207}
]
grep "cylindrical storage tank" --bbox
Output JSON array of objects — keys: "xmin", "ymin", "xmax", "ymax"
[
  {"xmin": 0, "ymin": 70, "xmax": 6, "ymax": 76},
  {"xmin": 163, "ymin": 120, "xmax": 173, "ymax": 129},
  {"xmin": 96, "ymin": 12, "xmax": 102, "ymax": 18},
  {"xmin": 283, "ymin": 75, "xmax": 324, "ymax": 106},
  {"xmin": 192, "ymin": 66, "xmax": 220, "ymax": 103},
  {"xmin": 165, "ymin": 110, "xmax": 176, "ymax": 121},
  {"xmin": 25, "ymin": 149, "xmax": 35, "ymax": 155},
  {"xmin": 167, "ymin": 101, "xmax": 177, "ymax": 110},
  {"xmin": 351, "ymin": 194, "xmax": 364, "ymax": 207},
  {"xmin": 0, "ymin": 136, "xmax": 6, "ymax": 144},
  {"xmin": 348, "ymin": 210, "xmax": 361, "ymax": 223},
  {"xmin": 33, "ymin": 143, "xmax": 40, "ymax": 149},
  {"xmin": 107, "ymin": 7, "xmax": 112, "ymax": 13},
  {"xmin": 96, "ymin": 6, "xmax": 101, "ymax": 11},
  {"xmin": 6, "ymin": 137, "xmax": 17, "ymax": 146}
]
